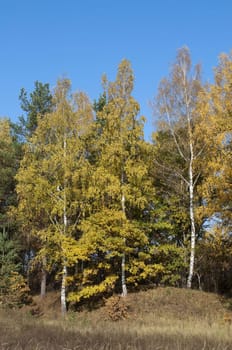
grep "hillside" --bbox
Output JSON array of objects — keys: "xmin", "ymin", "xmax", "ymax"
[{"xmin": 1, "ymin": 287, "xmax": 232, "ymax": 349}]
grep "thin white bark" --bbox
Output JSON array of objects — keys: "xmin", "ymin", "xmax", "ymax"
[
  {"xmin": 185, "ymin": 82, "xmax": 196, "ymax": 289},
  {"xmin": 162, "ymin": 57, "xmax": 198, "ymax": 289},
  {"xmin": 61, "ymin": 264, "xmax": 67, "ymax": 316},
  {"xmin": 187, "ymin": 147, "xmax": 196, "ymax": 288},
  {"xmin": 121, "ymin": 250, "xmax": 127, "ymax": 297},
  {"xmin": 61, "ymin": 135, "xmax": 67, "ymax": 316},
  {"xmin": 121, "ymin": 191, "xmax": 127, "ymax": 297}
]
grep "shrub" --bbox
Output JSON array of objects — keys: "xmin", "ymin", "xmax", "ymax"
[{"xmin": 104, "ymin": 295, "xmax": 130, "ymax": 321}]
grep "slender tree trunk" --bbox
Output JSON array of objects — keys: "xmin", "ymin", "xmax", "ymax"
[
  {"xmin": 40, "ymin": 256, "xmax": 47, "ymax": 298},
  {"xmin": 196, "ymin": 272, "xmax": 202, "ymax": 291},
  {"xmin": 61, "ymin": 135, "xmax": 68, "ymax": 315},
  {"xmin": 121, "ymin": 191, "xmax": 127, "ymax": 297},
  {"xmin": 121, "ymin": 250, "xmax": 127, "ymax": 297},
  {"xmin": 157, "ymin": 49, "xmax": 201, "ymax": 290},
  {"xmin": 183, "ymin": 71, "xmax": 197, "ymax": 289},
  {"xmin": 26, "ymin": 250, "xmax": 31, "ymax": 289},
  {"xmin": 187, "ymin": 140, "xmax": 196, "ymax": 288},
  {"xmin": 61, "ymin": 264, "xmax": 67, "ymax": 316}
]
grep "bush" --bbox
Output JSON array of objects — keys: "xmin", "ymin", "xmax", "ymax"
[
  {"xmin": 0, "ymin": 271, "xmax": 31, "ymax": 308},
  {"xmin": 104, "ymin": 295, "xmax": 130, "ymax": 321}
]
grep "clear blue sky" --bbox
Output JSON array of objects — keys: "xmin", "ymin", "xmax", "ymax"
[{"xmin": 1, "ymin": 0, "xmax": 232, "ymax": 140}]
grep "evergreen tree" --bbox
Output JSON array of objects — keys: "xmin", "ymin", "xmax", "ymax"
[
  {"xmin": 0, "ymin": 228, "xmax": 29, "ymax": 307},
  {"xmin": 0, "ymin": 118, "xmax": 18, "ymax": 226},
  {"xmin": 18, "ymin": 81, "xmax": 53, "ymax": 139}
]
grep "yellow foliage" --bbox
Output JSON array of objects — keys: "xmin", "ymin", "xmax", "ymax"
[
  {"xmin": 0, "ymin": 272, "xmax": 30, "ymax": 308},
  {"xmin": 67, "ymin": 275, "xmax": 118, "ymax": 303}
]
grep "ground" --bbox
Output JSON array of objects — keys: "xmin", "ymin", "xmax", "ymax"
[{"xmin": 1, "ymin": 287, "xmax": 232, "ymax": 349}]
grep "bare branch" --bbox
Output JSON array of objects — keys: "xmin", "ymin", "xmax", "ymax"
[
  {"xmin": 162, "ymin": 93, "xmax": 188, "ymax": 162},
  {"xmin": 154, "ymin": 158, "xmax": 190, "ymax": 186}
]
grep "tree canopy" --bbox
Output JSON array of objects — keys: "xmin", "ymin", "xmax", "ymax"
[{"xmin": 1, "ymin": 48, "xmax": 232, "ymax": 312}]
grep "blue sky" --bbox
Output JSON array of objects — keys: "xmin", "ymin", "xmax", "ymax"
[{"xmin": 1, "ymin": 0, "xmax": 232, "ymax": 140}]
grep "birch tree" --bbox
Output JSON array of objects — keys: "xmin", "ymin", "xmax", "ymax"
[
  {"xmin": 154, "ymin": 47, "xmax": 206, "ymax": 288},
  {"xmin": 68, "ymin": 60, "xmax": 156, "ymax": 303},
  {"xmin": 16, "ymin": 79, "xmax": 94, "ymax": 314},
  {"xmin": 99, "ymin": 60, "xmax": 155, "ymax": 296}
]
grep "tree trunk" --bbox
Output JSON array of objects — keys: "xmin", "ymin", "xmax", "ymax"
[
  {"xmin": 121, "ymin": 192, "xmax": 127, "ymax": 297},
  {"xmin": 187, "ymin": 143, "xmax": 196, "ymax": 288},
  {"xmin": 61, "ymin": 134, "xmax": 68, "ymax": 315},
  {"xmin": 121, "ymin": 250, "xmax": 127, "ymax": 297},
  {"xmin": 40, "ymin": 256, "xmax": 47, "ymax": 298},
  {"xmin": 61, "ymin": 264, "xmax": 67, "ymax": 316},
  {"xmin": 61, "ymin": 206, "xmax": 68, "ymax": 315},
  {"xmin": 40, "ymin": 269, "xmax": 46, "ymax": 298}
]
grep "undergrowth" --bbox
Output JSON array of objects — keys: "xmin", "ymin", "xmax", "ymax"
[{"xmin": 1, "ymin": 287, "xmax": 232, "ymax": 349}]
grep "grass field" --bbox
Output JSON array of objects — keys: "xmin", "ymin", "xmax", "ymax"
[{"xmin": 1, "ymin": 287, "xmax": 232, "ymax": 349}]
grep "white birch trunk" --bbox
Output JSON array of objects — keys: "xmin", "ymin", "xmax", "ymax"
[
  {"xmin": 183, "ymin": 63, "xmax": 197, "ymax": 289},
  {"xmin": 185, "ymin": 80, "xmax": 196, "ymax": 288},
  {"xmin": 121, "ymin": 250, "xmax": 127, "ymax": 297},
  {"xmin": 187, "ymin": 147, "xmax": 196, "ymax": 288},
  {"xmin": 61, "ymin": 135, "xmax": 68, "ymax": 315},
  {"xmin": 121, "ymin": 192, "xmax": 127, "ymax": 297},
  {"xmin": 61, "ymin": 264, "xmax": 67, "ymax": 316},
  {"xmin": 159, "ymin": 50, "xmax": 200, "ymax": 290}
]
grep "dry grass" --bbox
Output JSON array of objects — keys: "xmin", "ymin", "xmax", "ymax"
[{"xmin": 1, "ymin": 287, "xmax": 232, "ymax": 349}]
